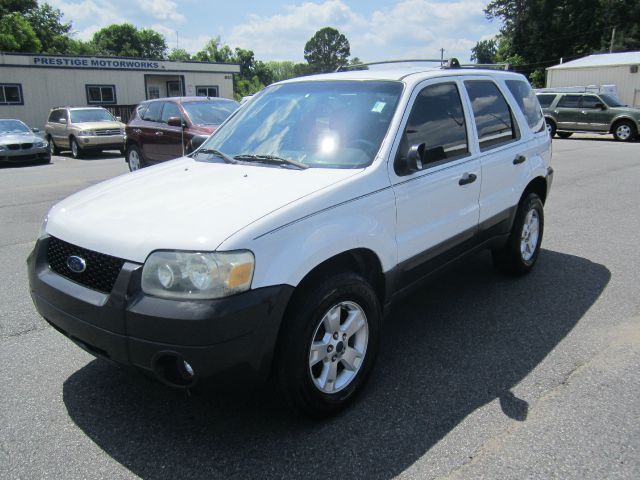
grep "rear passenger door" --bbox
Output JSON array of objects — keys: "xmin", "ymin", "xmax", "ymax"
[
  {"xmin": 554, "ymin": 94, "xmax": 581, "ymax": 130},
  {"xmin": 138, "ymin": 101, "xmax": 164, "ymax": 162},
  {"xmin": 157, "ymin": 101, "xmax": 186, "ymax": 161},
  {"xmin": 389, "ymin": 79, "xmax": 481, "ymax": 291},
  {"xmin": 579, "ymin": 95, "xmax": 610, "ymax": 132},
  {"xmin": 462, "ymin": 78, "xmax": 535, "ymax": 233}
]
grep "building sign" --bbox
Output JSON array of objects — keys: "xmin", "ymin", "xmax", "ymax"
[{"xmin": 32, "ymin": 56, "xmax": 161, "ymax": 70}]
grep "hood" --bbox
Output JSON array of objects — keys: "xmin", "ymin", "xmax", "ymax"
[
  {"xmin": 0, "ymin": 133, "xmax": 43, "ymax": 145},
  {"xmin": 72, "ymin": 121, "xmax": 124, "ymax": 130},
  {"xmin": 46, "ymin": 158, "xmax": 360, "ymax": 262},
  {"xmin": 614, "ymin": 106, "xmax": 640, "ymax": 116}
]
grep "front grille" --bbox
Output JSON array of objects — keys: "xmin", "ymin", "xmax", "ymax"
[
  {"xmin": 95, "ymin": 128, "xmax": 121, "ymax": 136},
  {"xmin": 47, "ymin": 237, "xmax": 125, "ymax": 293},
  {"xmin": 21, "ymin": 143, "xmax": 33, "ymax": 149},
  {"xmin": 7, "ymin": 144, "xmax": 19, "ymax": 150}
]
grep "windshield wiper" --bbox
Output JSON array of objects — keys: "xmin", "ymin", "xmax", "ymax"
[
  {"xmin": 192, "ymin": 148, "xmax": 237, "ymax": 164},
  {"xmin": 233, "ymin": 154, "xmax": 308, "ymax": 170}
]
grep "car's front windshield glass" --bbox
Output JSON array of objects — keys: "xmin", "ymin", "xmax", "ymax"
[
  {"xmin": 70, "ymin": 109, "xmax": 115, "ymax": 123},
  {"xmin": 0, "ymin": 119, "xmax": 30, "ymax": 135},
  {"xmin": 183, "ymin": 100, "xmax": 239, "ymax": 126},
  {"xmin": 200, "ymin": 80, "xmax": 403, "ymax": 169},
  {"xmin": 600, "ymin": 94, "xmax": 624, "ymax": 107}
]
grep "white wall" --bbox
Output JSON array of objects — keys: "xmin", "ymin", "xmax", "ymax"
[{"xmin": 547, "ymin": 66, "xmax": 640, "ymax": 106}]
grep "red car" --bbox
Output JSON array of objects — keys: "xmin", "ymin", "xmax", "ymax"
[{"xmin": 125, "ymin": 96, "xmax": 239, "ymax": 171}]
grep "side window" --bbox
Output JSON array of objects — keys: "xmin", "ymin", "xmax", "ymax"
[
  {"xmin": 160, "ymin": 102, "xmax": 182, "ymax": 123},
  {"xmin": 141, "ymin": 102, "xmax": 163, "ymax": 122},
  {"xmin": 0, "ymin": 83, "xmax": 23, "ymax": 105},
  {"xmin": 196, "ymin": 86, "xmax": 219, "ymax": 97},
  {"xmin": 86, "ymin": 85, "xmax": 116, "ymax": 104},
  {"xmin": 557, "ymin": 95, "xmax": 580, "ymax": 108},
  {"xmin": 580, "ymin": 95, "xmax": 601, "ymax": 109},
  {"xmin": 48, "ymin": 110, "xmax": 60, "ymax": 122},
  {"xmin": 136, "ymin": 104, "xmax": 149, "ymax": 120},
  {"xmin": 465, "ymin": 80, "xmax": 519, "ymax": 151},
  {"xmin": 536, "ymin": 94, "xmax": 556, "ymax": 108},
  {"xmin": 399, "ymin": 82, "xmax": 469, "ymax": 168},
  {"xmin": 506, "ymin": 79, "xmax": 545, "ymax": 133}
]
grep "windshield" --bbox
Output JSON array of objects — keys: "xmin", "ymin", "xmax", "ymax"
[
  {"xmin": 200, "ymin": 80, "xmax": 403, "ymax": 169},
  {"xmin": 70, "ymin": 109, "xmax": 115, "ymax": 123},
  {"xmin": 600, "ymin": 94, "xmax": 624, "ymax": 107},
  {"xmin": 0, "ymin": 119, "xmax": 30, "ymax": 135},
  {"xmin": 183, "ymin": 100, "xmax": 239, "ymax": 125}
]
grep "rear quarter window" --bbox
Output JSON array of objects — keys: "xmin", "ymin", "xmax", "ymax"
[
  {"xmin": 536, "ymin": 94, "xmax": 557, "ymax": 108},
  {"xmin": 506, "ymin": 80, "xmax": 545, "ymax": 133}
]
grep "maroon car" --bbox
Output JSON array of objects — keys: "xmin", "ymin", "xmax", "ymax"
[{"xmin": 125, "ymin": 96, "xmax": 239, "ymax": 171}]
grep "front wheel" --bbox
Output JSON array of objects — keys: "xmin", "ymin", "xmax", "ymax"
[
  {"xmin": 47, "ymin": 135, "xmax": 60, "ymax": 155},
  {"xmin": 612, "ymin": 120, "xmax": 637, "ymax": 142},
  {"xmin": 126, "ymin": 145, "xmax": 145, "ymax": 171},
  {"xmin": 492, "ymin": 193, "xmax": 544, "ymax": 275},
  {"xmin": 276, "ymin": 272, "xmax": 381, "ymax": 417},
  {"xmin": 70, "ymin": 137, "xmax": 83, "ymax": 159}
]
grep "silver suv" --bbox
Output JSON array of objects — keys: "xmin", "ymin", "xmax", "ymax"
[{"xmin": 45, "ymin": 106, "xmax": 126, "ymax": 158}]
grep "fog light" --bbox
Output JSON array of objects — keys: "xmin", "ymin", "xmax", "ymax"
[{"xmin": 83, "ymin": 138, "xmax": 90, "ymax": 144}]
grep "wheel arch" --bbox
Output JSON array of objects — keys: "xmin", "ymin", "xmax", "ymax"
[
  {"xmin": 609, "ymin": 116, "xmax": 637, "ymax": 133},
  {"xmin": 522, "ymin": 176, "xmax": 548, "ymax": 204}
]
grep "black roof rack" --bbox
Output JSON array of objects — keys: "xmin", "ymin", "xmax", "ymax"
[{"xmin": 336, "ymin": 58, "xmax": 510, "ymax": 72}]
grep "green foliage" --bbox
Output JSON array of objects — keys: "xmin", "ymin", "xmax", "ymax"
[
  {"xmin": 304, "ymin": 26, "xmax": 351, "ymax": 73},
  {"xmin": 25, "ymin": 3, "xmax": 71, "ymax": 53},
  {"xmin": 0, "ymin": 12, "xmax": 41, "ymax": 52},
  {"xmin": 0, "ymin": 0, "xmax": 37, "ymax": 16},
  {"xmin": 483, "ymin": 0, "xmax": 640, "ymax": 81},
  {"xmin": 91, "ymin": 23, "xmax": 167, "ymax": 59},
  {"xmin": 192, "ymin": 37, "xmax": 234, "ymax": 63},
  {"xmin": 168, "ymin": 48, "xmax": 191, "ymax": 61},
  {"xmin": 471, "ymin": 39, "xmax": 497, "ymax": 64}
]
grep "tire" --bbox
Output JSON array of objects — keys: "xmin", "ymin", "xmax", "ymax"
[
  {"xmin": 612, "ymin": 120, "xmax": 637, "ymax": 142},
  {"xmin": 492, "ymin": 193, "xmax": 544, "ymax": 276},
  {"xmin": 126, "ymin": 145, "xmax": 145, "ymax": 171},
  {"xmin": 557, "ymin": 132, "xmax": 573, "ymax": 139},
  {"xmin": 545, "ymin": 118, "xmax": 556, "ymax": 138},
  {"xmin": 119, "ymin": 147, "xmax": 126, "ymax": 156},
  {"xmin": 276, "ymin": 272, "xmax": 381, "ymax": 417},
  {"xmin": 70, "ymin": 137, "xmax": 83, "ymax": 159},
  {"xmin": 47, "ymin": 135, "xmax": 60, "ymax": 155}
]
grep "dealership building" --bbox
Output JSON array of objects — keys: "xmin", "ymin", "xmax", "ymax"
[{"xmin": 0, "ymin": 52, "xmax": 240, "ymax": 128}]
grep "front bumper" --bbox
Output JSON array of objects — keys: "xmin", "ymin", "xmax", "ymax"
[
  {"xmin": 77, "ymin": 134, "xmax": 124, "ymax": 149},
  {"xmin": 1, "ymin": 147, "xmax": 50, "ymax": 163},
  {"xmin": 27, "ymin": 237, "xmax": 293, "ymax": 389}
]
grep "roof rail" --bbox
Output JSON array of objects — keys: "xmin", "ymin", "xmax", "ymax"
[{"xmin": 336, "ymin": 58, "xmax": 510, "ymax": 72}]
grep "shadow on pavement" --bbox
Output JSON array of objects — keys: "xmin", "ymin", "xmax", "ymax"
[{"xmin": 63, "ymin": 249, "xmax": 610, "ymax": 479}]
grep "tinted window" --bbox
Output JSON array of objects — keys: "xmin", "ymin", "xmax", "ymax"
[
  {"xmin": 48, "ymin": 109, "xmax": 63, "ymax": 122},
  {"xmin": 580, "ymin": 96, "xmax": 601, "ymax": 108},
  {"xmin": 465, "ymin": 80, "xmax": 519, "ymax": 151},
  {"xmin": 201, "ymin": 80, "xmax": 403, "ymax": 169},
  {"xmin": 142, "ymin": 102, "xmax": 163, "ymax": 122},
  {"xmin": 399, "ymin": 82, "xmax": 468, "ymax": 167},
  {"xmin": 536, "ymin": 94, "xmax": 556, "ymax": 108},
  {"xmin": 183, "ymin": 100, "xmax": 239, "ymax": 125},
  {"xmin": 161, "ymin": 102, "xmax": 182, "ymax": 123},
  {"xmin": 557, "ymin": 95, "xmax": 580, "ymax": 108},
  {"xmin": 506, "ymin": 80, "xmax": 545, "ymax": 133}
]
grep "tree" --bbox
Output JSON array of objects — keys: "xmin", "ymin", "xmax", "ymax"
[
  {"xmin": 193, "ymin": 37, "xmax": 234, "ymax": 63},
  {"xmin": 0, "ymin": 12, "xmax": 41, "ymax": 52},
  {"xmin": 471, "ymin": 38, "xmax": 497, "ymax": 63},
  {"xmin": 168, "ymin": 48, "xmax": 191, "ymax": 61},
  {"xmin": 91, "ymin": 23, "xmax": 167, "ymax": 59},
  {"xmin": 0, "ymin": 0, "xmax": 37, "ymax": 16},
  {"xmin": 25, "ymin": 3, "xmax": 72, "ymax": 53},
  {"xmin": 304, "ymin": 27, "xmax": 350, "ymax": 73}
]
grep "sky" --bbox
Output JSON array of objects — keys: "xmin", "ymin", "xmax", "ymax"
[{"xmin": 47, "ymin": 0, "xmax": 502, "ymax": 63}]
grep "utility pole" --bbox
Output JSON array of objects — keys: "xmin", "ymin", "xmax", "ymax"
[
  {"xmin": 609, "ymin": 27, "xmax": 616, "ymax": 53},
  {"xmin": 176, "ymin": 31, "xmax": 179, "ymax": 50}
]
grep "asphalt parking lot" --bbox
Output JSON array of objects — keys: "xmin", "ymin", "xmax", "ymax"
[{"xmin": 1, "ymin": 137, "xmax": 639, "ymax": 479}]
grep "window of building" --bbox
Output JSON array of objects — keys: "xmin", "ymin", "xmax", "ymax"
[
  {"xmin": 536, "ymin": 93, "xmax": 557, "ymax": 108},
  {"xmin": 398, "ymin": 82, "xmax": 469, "ymax": 169},
  {"xmin": 557, "ymin": 94, "xmax": 581, "ymax": 108},
  {"xmin": 86, "ymin": 85, "xmax": 116, "ymax": 104},
  {"xmin": 465, "ymin": 80, "xmax": 519, "ymax": 151},
  {"xmin": 148, "ymin": 85, "xmax": 160, "ymax": 99},
  {"xmin": 196, "ymin": 86, "xmax": 219, "ymax": 97},
  {"xmin": 160, "ymin": 102, "xmax": 182, "ymax": 123},
  {"xmin": 0, "ymin": 84, "xmax": 23, "ymax": 105},
  {"xmin": 505, "ymin": 80, "xmax": 545, "ymax": 133}
]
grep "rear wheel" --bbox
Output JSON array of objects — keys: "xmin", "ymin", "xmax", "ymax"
[
  {"xmin": 127, "ymin": 145, "xmax": 145, "ymax": 171},
  {"xmin": 612, "ymin": 120, "xmax": 637, "ymax": 142},
  {"xmin": 70, "ymin": 137, "xmax": 83, "ymax": 159},
  {"xmin": 492, "ymin": 193, "xmax": 544, "ymax": 275},
  {"xmin": 47, "ymin": 135, "xmax": 60, "ymax": 155},
  {"xmin": 276, "ymin": 272, "xmax": 381, "ymax": 417},
  {"xmin": 545, "ymin": 119, "xmax": 557, "ymax": 138},
  {"xmin": 557, "ymin": 132, "xmax": 573, "ymax": 139}
]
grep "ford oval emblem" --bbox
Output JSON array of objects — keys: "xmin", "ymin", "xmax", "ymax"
[{"xmin": 66, "ymin": 255, "xmax": 87, "ymax": 273}]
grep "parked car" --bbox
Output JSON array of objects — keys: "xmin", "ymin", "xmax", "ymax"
[
  {"xmin": 125, "ymin": 96, "xmax": 239, "ymax": 171},
  {"xmin": 0, "ymin": 119, "xmax": 50, "ymax": 165},
  {"xmin": 28, "ymin": 61, "xmax": 552, "ymax": 416},
  {"xmin": 537, "ymin": 91, "xmax": 640, "ymax": 141},
  {"xmin": 45, "ymin": 106, "xmax": 126, "ymax": 158}
]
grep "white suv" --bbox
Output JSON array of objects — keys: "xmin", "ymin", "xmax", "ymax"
[{"xmin": 28, "ymin": 61, "xmax": 552, "ymax": 416}]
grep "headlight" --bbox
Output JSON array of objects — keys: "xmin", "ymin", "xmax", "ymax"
[
  {"xmin": 141, "ymin": 250, "xmax": 254, "ymax": 300},
  {"xmin": 77, "ymin": 130, "xmax": 95, "ymax": 136},
  {"xmin": 36, "ymin": 140, "xmax": 48, "ymax": 148},
  {"xmin": 38, "ymin": 213, "xmax": 49, "ymax": 240},
  {"xmin": 0, "ymin": 145, "xmax": 6, "ymax": 152}
]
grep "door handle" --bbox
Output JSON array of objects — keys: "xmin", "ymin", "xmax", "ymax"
[
  {"xmin": 155, "ymin": 131, "xmax": 163, "ymax": 136},
  {"xmin": 513, "ymin": 154, "xmax": 526, "ymax": 165},
  {"xmin": 458, "ymin": 173, "xmax": 477, "ymax": 186}
]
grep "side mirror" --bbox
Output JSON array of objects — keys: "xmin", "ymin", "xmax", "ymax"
[
  {"xmin": 58, "ymin": 118, "xmax": 67, "ymax": 124},
  {"xmin": 167, "ymin": 116, "xmax": 186, "ymax": 128},
  {"xmin": 594, "ymin": 102, "xmax": 606, "ymax": 110},
  {"xmin": 115, "ymin": 116, "xmax": 122, "ymax": 122},
  {"xmin": 405, "ymin": 143, "xmax": 425, "ymax": 173},
  {"xmin": 31, "ymin": 127, "xmax": 40, "ymax": 133}
]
